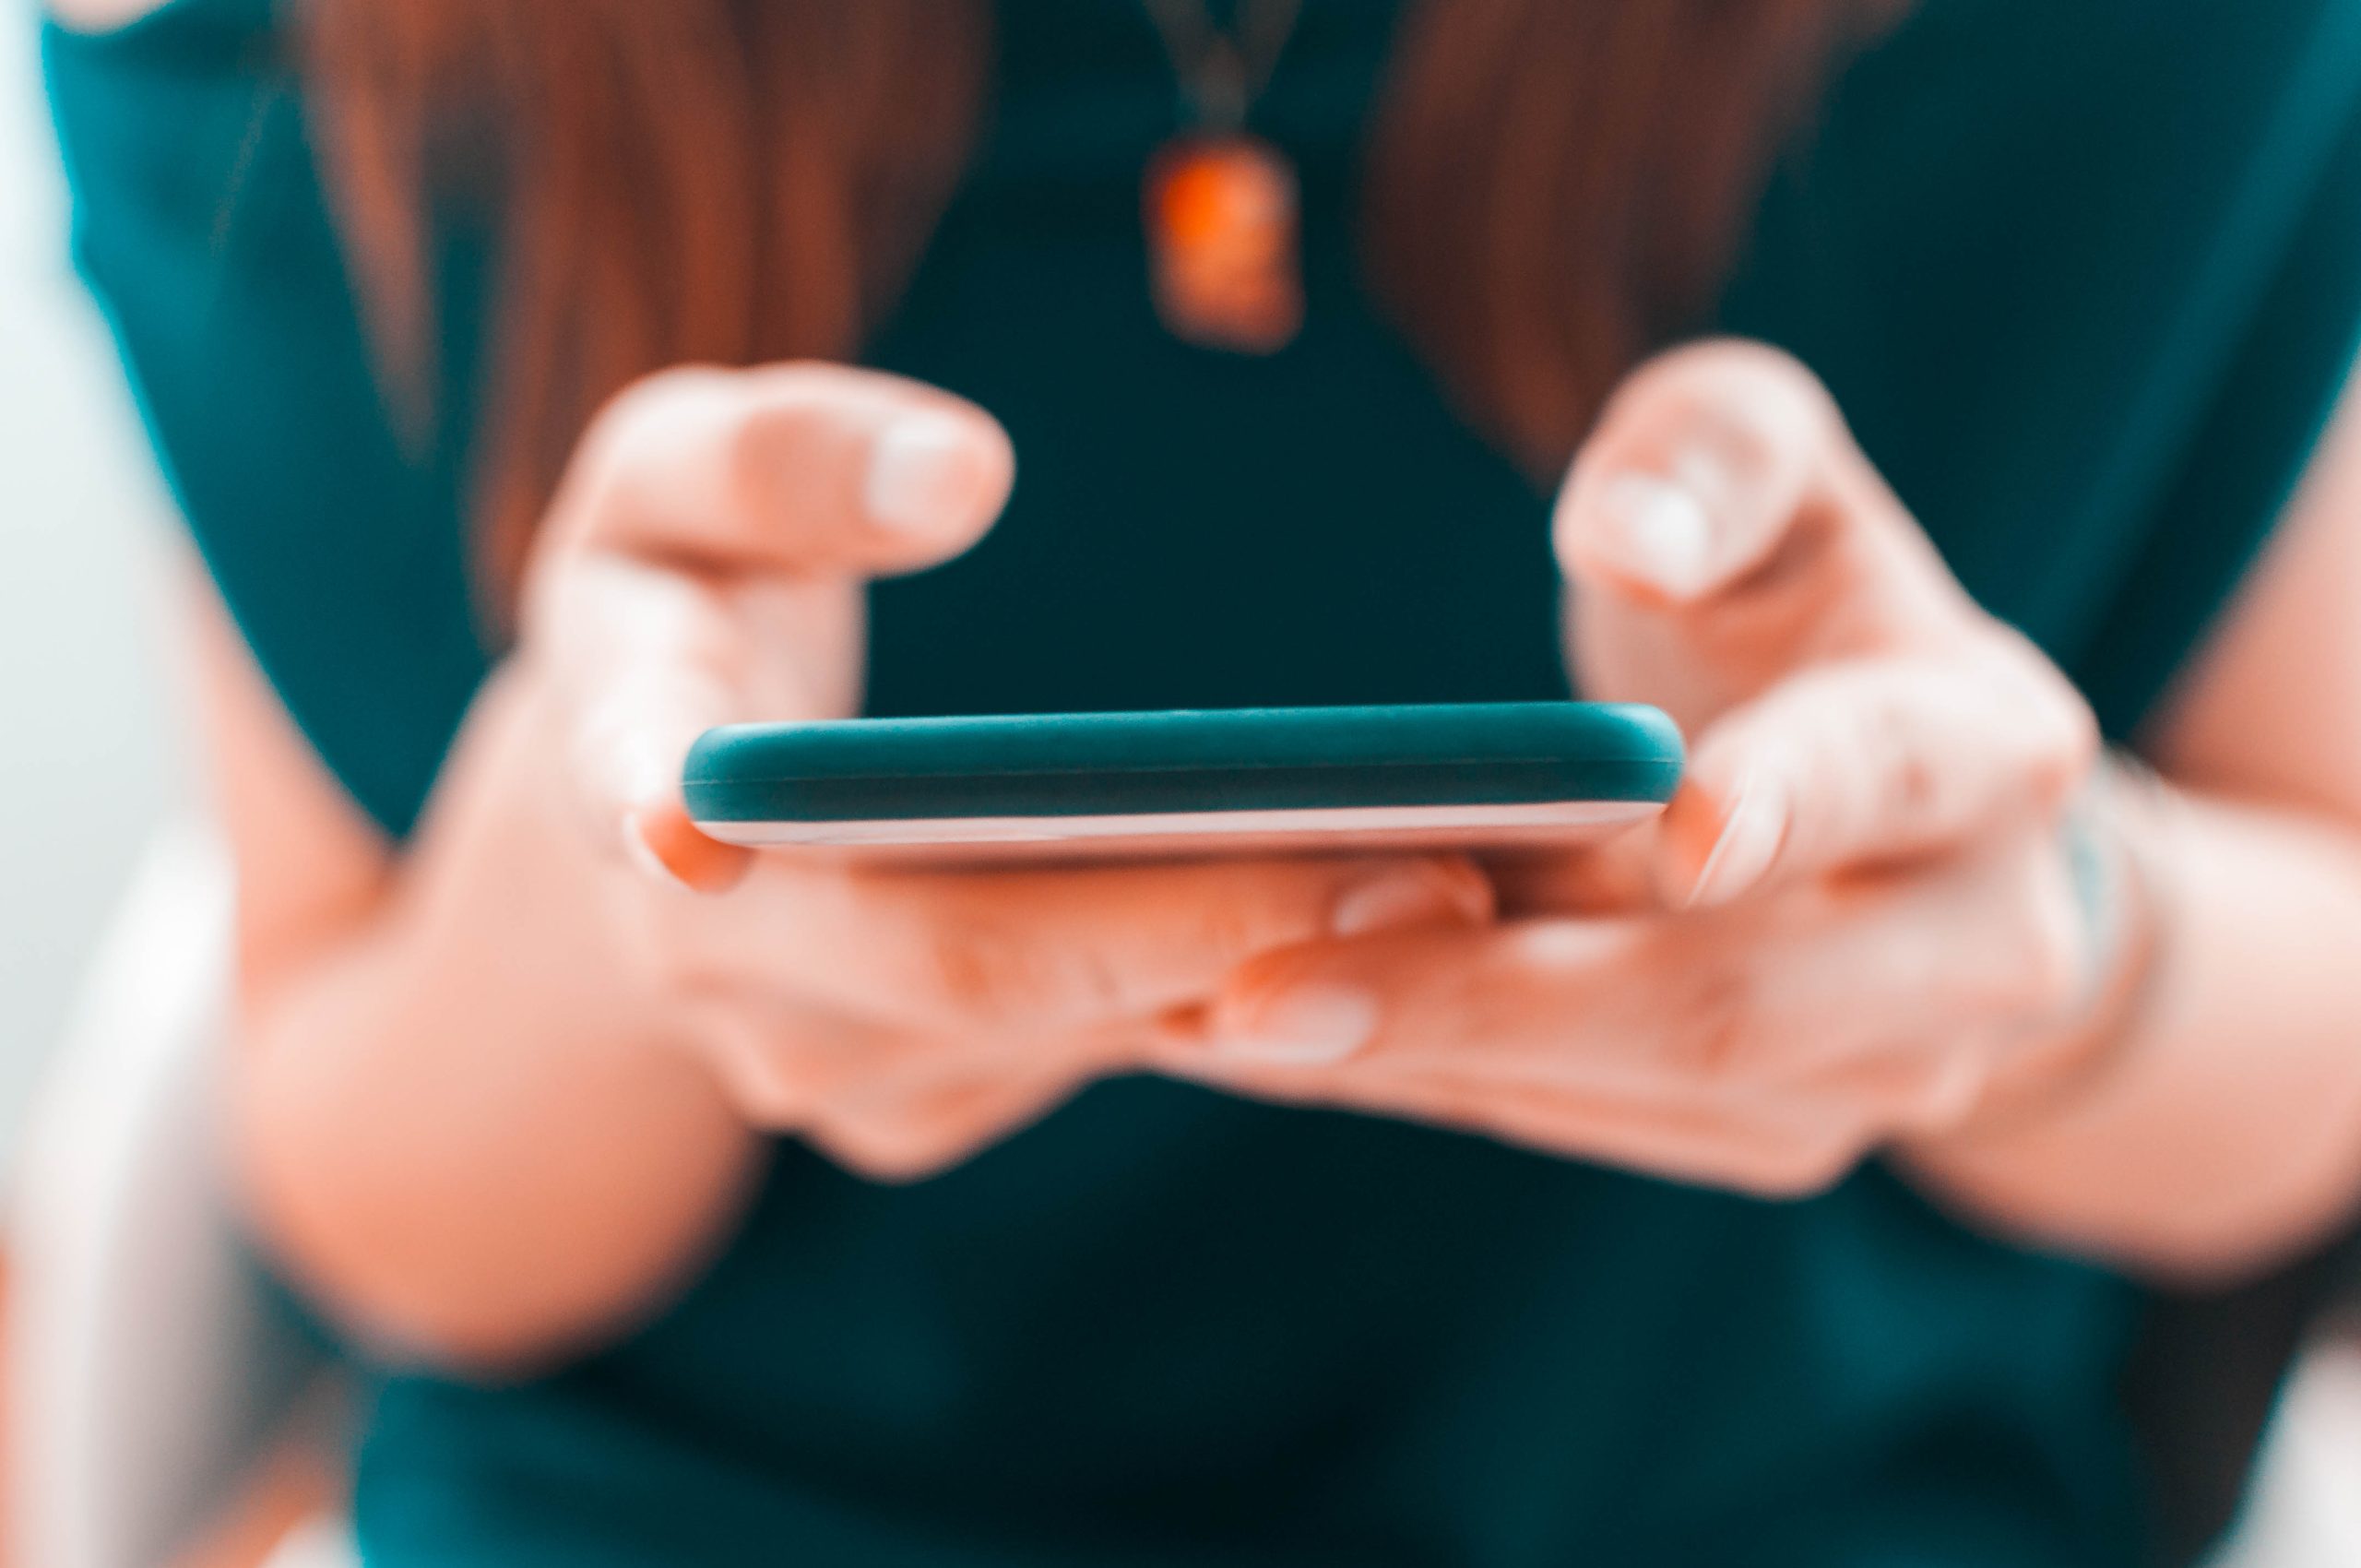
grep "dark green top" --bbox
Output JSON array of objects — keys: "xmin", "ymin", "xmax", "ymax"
[{"xmin": 46, "ymin": 2, "xmax": 2361, "ymax": 1564}]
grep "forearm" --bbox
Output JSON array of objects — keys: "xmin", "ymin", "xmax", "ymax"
[
  {"xmin": 1907, "ymin": 779, "xmax": 2361, "ymax": 1283},
  {"xmin": 231, "ymin": 681, "xmax": 764, "ymax": 1374}
]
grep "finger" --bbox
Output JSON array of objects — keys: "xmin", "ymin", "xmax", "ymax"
[
  {"xmin": 694, "ymin": 998, "xmax": 1141, "ymax": 1126},
  {"xmin": 1481, "ymin": 826, "xmax": 1662, "ymax": 917},
  {"xmin": 1657, "ymin": 636, "xmax": 2097, "ymax": 907},
  {"xmin": 522, "ymin": 365, "xmax": 1014, "ymax": 892},
  {"xmin": 1193, "ymin": 917, "xmax": 1655, "ymax": 1075},
  {"xmin": 540, "ymin": 561, "xmax": 857, "ymax": 892},
  {"xmin": 1552, "ymin": 339, "xmax": 1962, "ymax": 650},
  {"xmin": 1188, "ymin": 911, "xmax": 1853, "ymax": 1097},
  {"xmin": 686, "ymin": 997, "xmax": 890, "ymax": 1129},
  {"xmin": 546, "ymin": 362, "xmax": 1015, "ymax": 578},
  {"xmin": 1668, "ymin": 844, "xmax": 2094, "ymax": 1085},
  {"xmin": 816, "ymin": 1020, "xmax": 1151, "ymax": 1180},
  {"xmin": 808, "ymin": 1070, "xmax": 1087, "ymax": 1183},
  {"xmin": 1168, "ymin": 849, "xmax": 2079, "ymax": 1173},
  {"xmin": 700, "ymin": 852, "xmax": 1497, "ymax": 1036},
  {"xmin": 1168, "ymin": 920, "xmax": 1984, "ymax": 1181},
  {"xmin": 1195, "ymin": 850, "xmax": 2073, "ymax": 1087}
]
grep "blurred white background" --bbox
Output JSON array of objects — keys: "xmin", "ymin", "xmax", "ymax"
[{"xmin": 0, "ymin": 1, "xmax": 184, "ymax": 1172}]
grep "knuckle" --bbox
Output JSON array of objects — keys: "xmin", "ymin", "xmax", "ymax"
[
  {"xmin": 813, "ymin": 1114, "xmax": 951, "ymax": 1184},
  {"xmin": 1849, "ymin": 677, "xmax": 1943, "ymax": 831},
  {"xmin": 2038, "ymin": 706, "xmax": 2104, "ymax": 808},
  {"xmin": 677, "ymin": 1007, "xmax": 823, "ymax": 1130},
  {"xmin": 1904, "ymin": 1058, "xmax": 1990, "ymax": 1134},
  {"xmin": 1742, "ymin": 1138, "xmax": 1860, "ymax": 1199},
  {"xmin": 913, "ymin": 915, "xmax": 1059, "ymax": 1028},
  {"xmin": 564, "ymin": 365, "xmax": 758, "ymax": 544},
  {"xmin": 588, "ymin": 366, "xmax": 730, "ymax": 471},
  {"xmin": 1666, "ymin": 956, "xmax": 1760, "ymax": 1084},
  {"xmin": 718, "ymin": 1051, "xmax": 810, "ymax": 1130},
  {"xmin": 1623, "ymin": 339, "xmax": 1838, "ymax": 441},
  {"xmin": 1994, "ymin": 859, "xmax": 2090, "ymax": 1023},
  {"xmin": 608, "ymin": 888, "xmax": 728, "ymax": 1002},
  {"xmin": 724, "ymin": 378, "xmax": 835, "ymax": 505},
  {"xmin": 1199, "ymin": 880, "xmax": 1325, "ymax": 967},
  {"xmin": 1986, "ymin": 635, "xmax": 2101, "ymax": 806},
  {"xmin": 1887, "ymin": 747, "xmax": 1944, "ymax": 833},
  {"xmin": 1043, "ymin": 942, "xmax": 1132, "ymax": 1021}
]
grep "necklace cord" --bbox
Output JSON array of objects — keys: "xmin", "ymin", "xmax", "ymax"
[{"xmin": 1143, "ymin": 0, "xmax": 1306, "ymax": 129}]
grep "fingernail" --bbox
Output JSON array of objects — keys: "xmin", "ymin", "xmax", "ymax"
[
  {"xmin": 1331, "ymin": 863, "xmax": 1490, "ymax": 936},
  {"xmin": 1216, "ymin": 984, "xmax": 1380, "ymax": 1065},
  {"xmin": 623, "ymin": 810, "xmax": 683, "ymax": 886},
  {"xmin": 865, "ymin": 413, "xmax": 990, "ymax": 538},
  {"xmin": 1671, "ymin": 438, "xmax": 1753, "ymax": 519},
  {"xmin": 626, "ymin": 803, "xmax": 751, "ymax": 895},
  {"xmin": 1922, "ymin": 1056, "xmax": 1988, "ymax": 1130},
  {"xmin": 1589, "ymin": 472, "xmax": 1716, "ymax": 598},
  {"xmin": 1682, "ymin": 772, "xmax": 1786, "ymax": 909}
]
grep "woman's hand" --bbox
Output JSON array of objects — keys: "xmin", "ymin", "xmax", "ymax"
[
  {"xmin": 230, "ymin": 362, "xmax": 1493, "ymax": 1368},
  {"xmin": 518, "ymin": 364, "xmax": 1490, "ymax": 1180},
  {"xmin": 1152, "ymin": 342, "xmax": 2125, "ymax": 1197}
]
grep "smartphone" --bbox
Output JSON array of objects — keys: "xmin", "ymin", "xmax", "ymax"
[{"xmin": 683, "ymin": 701, "xmax": 1681, "ymax": 864}]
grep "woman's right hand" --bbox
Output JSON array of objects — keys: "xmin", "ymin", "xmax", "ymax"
[{"xmin": 513, "ymin": 364, "xmax": 1492, "ymax": 1178}]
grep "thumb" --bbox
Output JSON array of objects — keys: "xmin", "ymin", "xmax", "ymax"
[
  {"xmin": 546, "ymin": 362, "xmax": 1016, "ymax": 581},
  {"xmin": 1552, "ymin": 339, "xmax": 1968, "ymax": 670},
  {"xmin": 528, "ymin": 363, "xmax": 1010, "ymax": 893},
  {"xmin": 545, "ymin": 564, "xmax": 864, "ymax": 894},
  {"xmin": 1654, "ymin": 640, "xmax": 2095, "ymax": 908}
]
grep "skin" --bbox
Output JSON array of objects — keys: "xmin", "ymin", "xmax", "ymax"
[
  {"xmin": 1165, "ymin": 343, "xmax": 2361, "ymax": 1280},
  {"xmin": 197, "ymin": 365, "xmax": 1495, "ymax": 1368},
  {"xmin": 63, "ymin": 0, "xmax": 2361, "ymax": 1376},
  {"xmin": 179, "ymin": 340, "xmax": 2361, "ymax": 1376},
  {"xmin": 50, "ymin": 0, "xmax": 155, "ymax": 26}
]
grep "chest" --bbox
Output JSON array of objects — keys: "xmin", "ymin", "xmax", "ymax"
[{"xmin": 861, "ymin": 0, "xmax": 1570, "ymax": 719}]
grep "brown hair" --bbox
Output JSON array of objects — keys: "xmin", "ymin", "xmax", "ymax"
[{"xmin": 300, "ymin": 0, "xmax": 1898, "ymax": 600}]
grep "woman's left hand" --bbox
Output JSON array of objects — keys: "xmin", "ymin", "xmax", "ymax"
[{"xmin": 1154, "ymin": 341, "xmax": 2129, "ymax": 1196}]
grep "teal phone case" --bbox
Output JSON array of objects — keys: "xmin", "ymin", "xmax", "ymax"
[{"xmin": 683, "ymin": 703, "xmax": 1682, "ymax": 825}]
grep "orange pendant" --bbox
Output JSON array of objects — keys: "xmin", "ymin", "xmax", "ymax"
[{"xmin": 1145, "ymin": 133, "xmax": 1304, "ymax": 354}]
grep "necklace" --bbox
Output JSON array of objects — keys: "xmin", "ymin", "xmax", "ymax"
[{"xmin": 1141, "ymin": 0, "xmax": 1307, "ymax": 354}]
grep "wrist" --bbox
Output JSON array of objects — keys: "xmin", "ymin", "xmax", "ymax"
[{"xmin": 1919, "ymin": 755, "xmax": 2174, "ymax": 1151}]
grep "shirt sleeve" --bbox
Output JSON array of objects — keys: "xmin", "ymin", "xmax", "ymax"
[
  {"xmin": 1725, "ymin": 0, "xmax": 2361, "ymax": 744},
  {"xmin": 2070, "ymin": 59, "xmax": 2361, "ymax": 740},
  {"xmin": 43, "ymin": 0, "xmax": 492, "ymax": 839}
]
